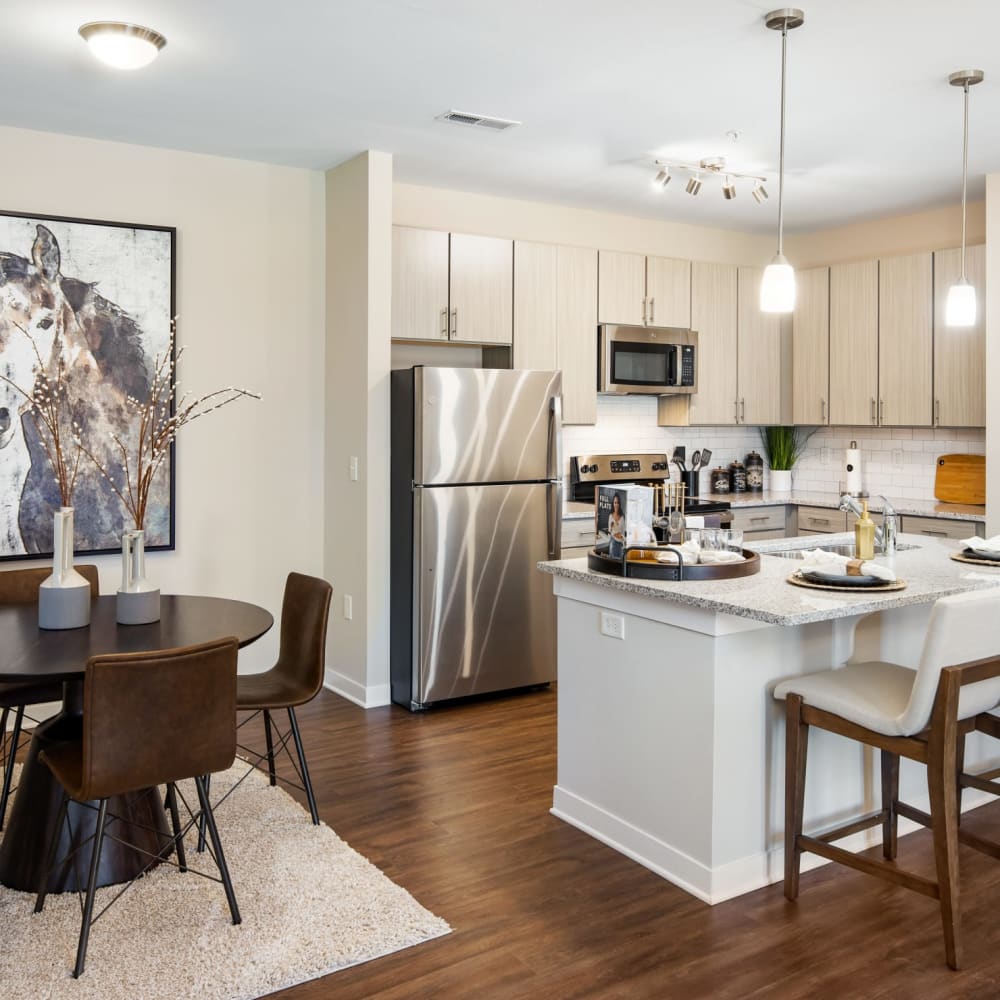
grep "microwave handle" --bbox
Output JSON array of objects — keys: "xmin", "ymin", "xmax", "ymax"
[{"xmin": 667, "ymin": 344, "xmax": 677, "ymax": 386}]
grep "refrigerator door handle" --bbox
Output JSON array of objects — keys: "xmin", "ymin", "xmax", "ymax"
[
  {"xmin": 547, "ymin": 481, "xmax": 563, "ymax": 559},
  {"xmin": 548, "ymin": 393, "xmax": 563, "ymax": 482}
]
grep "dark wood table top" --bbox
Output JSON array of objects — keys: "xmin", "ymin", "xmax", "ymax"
[{"xmin": 0, "ymin": 594, "xmax": 274, "ymax": 682}]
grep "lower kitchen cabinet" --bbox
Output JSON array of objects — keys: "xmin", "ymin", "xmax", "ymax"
[
  {"xmin": 900, "ymin": 515, "xmax": 984, "ymax": 540},
  {"xmin": 796, "ymin": 506, "xmax": 846, "ymax": 535},
  {"xmin": 561, "ymin": 517, "xmax": 595, "ymax": 558},
  {"xmin": 732, "ymin": 505, "xmax": 788, "ymax": 539}
]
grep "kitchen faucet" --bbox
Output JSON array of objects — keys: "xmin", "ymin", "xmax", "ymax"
[{"xmin": 839, "ymin": 494, "xmax": 898, "ymax": 555}]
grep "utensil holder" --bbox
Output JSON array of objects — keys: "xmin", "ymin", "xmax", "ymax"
[{"xmin": 680, "ymin": 470, "xmax": 699, "ymax": 497}]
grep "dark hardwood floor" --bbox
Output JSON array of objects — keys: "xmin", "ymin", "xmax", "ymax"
[{"xmin": 256, "ymin": 688, "xmax": 1000, "ymax": 998}]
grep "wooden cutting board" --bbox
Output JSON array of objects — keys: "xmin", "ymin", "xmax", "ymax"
[{"xmin": 934, "ymin": 454, "xmax": 985, "ymax": 505}]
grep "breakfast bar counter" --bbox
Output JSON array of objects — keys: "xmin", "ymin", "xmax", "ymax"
[{"xmin": 537, "ymin": 534, "xmax": 1000, "ymax": 904}]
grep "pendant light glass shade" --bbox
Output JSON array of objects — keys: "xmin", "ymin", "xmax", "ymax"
[
  {"xmin": 760, "ymin": 254, "xmax": 797, "ymax": 313},
  {"xmin": 945, "ymin": 279, "xmax": 976, "ymax": 327}
]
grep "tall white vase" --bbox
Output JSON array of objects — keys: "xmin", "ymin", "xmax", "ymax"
[
  {"xmin": 116, "ymin": 528, "xmax": 160, "ymax": 625},
  {"xmin": 38, "ymin": 507, "xmax": 91, "ymax": 630}
]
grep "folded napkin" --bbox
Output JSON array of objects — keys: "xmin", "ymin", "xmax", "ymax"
[
  {"xmin": 698, "ymin": 549, "xmax": 744, "ymax": 564},
  {"xmin": 656, "ymin": 540, "xmax": 701, "ymax": 564},
  {"xmin": 799, "ymin": 548, "xmax": 896, "ymax": 582},
  {"xmin": 960, "ymin": 535, "xmax": 1000, "ymax": 556}
]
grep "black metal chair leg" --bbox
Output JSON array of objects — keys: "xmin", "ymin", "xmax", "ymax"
[
  {"xmin": 197, "ymin": 772, "xmax": 212, "ymax": 853},
  {"xmin": 34, "ymin": 789, "xmax": 70, "ymax": 913},
  {"xmin": 74, "ymin": 797, "xmax": 109, "ymax": 979},
  {"xmin": 165, "ymin": 783, "xmax": 187, "ymax": 872},
  {"xmin": 263, "ymin": 709, "xmax": 277, "ymax": 786},
  {"xmin": 195, "ymin": 775, "xmax": 241, "ymax": 925},
  {"xmin": 0, "ymin": 705, "xmax": 25, "ymax": 830},
  {"xmin": 287, "ymin": 707, "xmax": 319, "ymax": 825}
]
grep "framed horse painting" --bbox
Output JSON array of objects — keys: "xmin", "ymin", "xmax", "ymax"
[{"xmin": 0, "ymin": 210, "xmax": 176, "ymax": 560}]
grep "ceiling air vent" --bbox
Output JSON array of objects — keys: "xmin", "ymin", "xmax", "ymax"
[{"xmin": 435, "ymin": 110, "xmax": 521, "ymax": 131}]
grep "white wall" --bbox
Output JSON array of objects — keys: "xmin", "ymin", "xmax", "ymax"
[
  {"xmin": 0, "ymin": 125, "xmax": 326, "ymax": 671},
  {"xmin": 986, "ymin": 174, "xmax": 1000, "ymax": 535}
]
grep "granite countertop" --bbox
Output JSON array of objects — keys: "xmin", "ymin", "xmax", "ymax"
[
  {"xmin": 538, "ymin": 533, "xmax": 1000, "ymax": 627},
  {"xmin": 562, "ymin": 492, "xmax": 986, "ymax": 522}
]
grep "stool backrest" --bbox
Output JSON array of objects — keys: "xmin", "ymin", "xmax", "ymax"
[
  {"xmin": 80, "ymin": 637, "xmax": 239, "ymax": 801},
  {"xmin": 274, "ymin": 572, "xmax": 332, "ymax": 699},
  {"xmin": 0, "ymin": 565, "xmax": 99, "ymax": 603},
  {"xmin": 900, "ymin": 590, "xmax": 1000, "ymax": 734}
]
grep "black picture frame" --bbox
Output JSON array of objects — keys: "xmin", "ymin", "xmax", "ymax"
[{"xmin": 0, "ymin": 209, "xmax": 177, "ymax": 561}]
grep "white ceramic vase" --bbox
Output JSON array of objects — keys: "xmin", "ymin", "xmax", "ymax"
[
  {"xmin": 38, "ymin": 507, "xmax": 92, "ymax": 630},
  {"xmin": 769, "ymin": 469, "xmax": 793, "ymax": 494},
  {"xmin": 116, "ymin": 528, "xmax": 160, "ymax": 625}
]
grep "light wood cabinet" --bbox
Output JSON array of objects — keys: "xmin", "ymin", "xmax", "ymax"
[
  {"xmin": 934, "ymin": 243, "xmax": 985, "ymax": 427},
  {"xmin": 645, "ymin": 256, "xmax": 691, "ymax": 328},
  {"xmin": 597, "ymin": 250, "xmax": 645, "ymax": 325},
  {"xmin": 900, "ymin": 515, "xmax": 984, "ymax": 540},
  {"xmin": 598, "ymin": 251, "xmax": 690, "ymax": 327},
  {"xmin": 392, "ymin": 226, "xmax": 449, "ymax": 342},
  {"xmin": 737, "ymin": 267, "xmax": 782, "ymax": 425},
  {"xmin": 513, "ymin": 241, "xmax": 597, "ymax": 425},
  {"xmin": 681, "ymin": 262, "xmax": 737, "ymax": 425},
  {"xmin": 449, "ymin": 234, "xmax": 513, "ymax": 345},
  {"xmin": 791, "ymin": 267, "xmax": 830, "ymax": 425},
  {"xmin": 878, "ymin": 252, "xmax": 933, "ymax": 427},
  {"xmin": 829, "ymin": 260, "xmax": 879, "ymax": 427}
]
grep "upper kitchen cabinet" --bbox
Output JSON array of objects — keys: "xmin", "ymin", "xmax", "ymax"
[
  {"xmin": 513, "ymin": 241, "xmax": 598, "ymax": 425},
  {"xmin": 598, "ymin": 251, "xmax": 691, "ymax": 327},
  {"xmin": 829, "ymin": 259, "xmax": 879, "ymax": 426},
  {"xmin": 391, "ymin": 226, "xmax": 513, "ymax": 345},
  {"xmin": 791, "ymin": 267, "xmax": 830, "ymax": 425},
  {"xmin": 934, "ymin": 243, "xmax": 985, "ymax": 427},
  {"xmin": 878, "ymin": 252, "xmax": 933, "ymax": 427},
  {"xmin": 392, "ymin": 226, "xmax": 450, "ymax": 342},
  {"xmin": 597, "ymin": 250, "xmax": 645, "ymax": 325},
  {"xmin": 449, "ymin": 233, "xmax": 514, "ymax": 345},
  {"xmin": 736, "ymin": 267, "xmax": 782, "ymax": 424}
]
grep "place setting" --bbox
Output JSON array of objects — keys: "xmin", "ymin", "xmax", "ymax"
[
  {"xmin": 951, "ymin": 535, "xmax": 1000, "ymax": 567},
  {"xmin": 786, "ymin": 548, "xmax": 906, "ymax": 593}
]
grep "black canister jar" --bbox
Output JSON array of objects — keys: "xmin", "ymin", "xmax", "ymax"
[
  {"xmin": 728, "ymin": 460, "xmax": 747, "ymax": 494},
  {"xmin": 744, "ymin": 450, "xmax": 764, "ymax": 493},
  {"xmin": 711, "ymin": 467, "xmax": 731, "ymax": 493}
]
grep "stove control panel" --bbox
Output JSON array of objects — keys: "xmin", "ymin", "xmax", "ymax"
[{"xmin": 570, "ymin": 453, "xmax": 670, "ymax": 483}]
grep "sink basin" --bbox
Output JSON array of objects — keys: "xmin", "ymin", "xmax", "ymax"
[{"xmin": 765, "ymin": 542, "xmax": 918, "ymax": 560}]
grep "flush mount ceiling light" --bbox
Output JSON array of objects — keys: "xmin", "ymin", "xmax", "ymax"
[
  {"xmin": 78, "ymin": 22, "xmax": 167, "ymax": 70},
  {"xmin": 652, "ymin": 156, "xmax": 765, "ymax": 201},
  {"xmin": 759, "ymin": 7, "xmax": 804, "ymax": 314},
  {"xmin": 945, "ymin": 68, "xmax": 984, "ymax": 327}
]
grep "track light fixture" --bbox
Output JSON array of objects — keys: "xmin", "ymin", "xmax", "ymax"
[{"xmin": 651, "ymin": 157, "xmax": 765, "ymax": 203}]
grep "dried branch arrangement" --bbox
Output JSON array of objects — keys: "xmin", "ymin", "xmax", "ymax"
[
  {"xmin": 0, "ymin": 321, "xmax": 83, "ymax": 507},
  {"xmin": 75, "ymin": 320, "xmax": 261, "ymax": 530}
]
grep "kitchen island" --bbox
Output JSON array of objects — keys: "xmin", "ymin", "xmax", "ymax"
[{"xmin": 537, "ymin": 533, "xmax": 1000, "ymax": 903}]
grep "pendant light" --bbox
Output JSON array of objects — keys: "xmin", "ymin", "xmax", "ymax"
[
  {"xmin": 760, "ymin": 8, "xmax": 804, "ymax": 314},
  {"xmin": 945, "ymin": 69, "xmax": 984, "ymax": 327}
]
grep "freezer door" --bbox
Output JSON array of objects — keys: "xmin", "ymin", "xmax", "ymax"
[
  {"xmin": 414, "ymin": 482, "xmax": 559, "ymax": 706},
  {"xmin": 415, "ymin": 367, "xmax": 562, "ymax": 485}
]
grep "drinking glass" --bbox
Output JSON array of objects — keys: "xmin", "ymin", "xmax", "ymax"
[
  {"xmin": 699, "ymin": 528, "xmax": 722, "ymax": 551},
  {"xmin": 722, "ymin": 529, "xmax": 744, "ymax": 554}
]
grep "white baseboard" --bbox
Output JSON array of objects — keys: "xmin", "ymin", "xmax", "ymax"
[
  {"xmin": 552, "ymin": 783, "xmax": 998, "ymax": 905},
  {"xmin": 323, "ymin": 668, "xmax": 391, "ymax": 709}
]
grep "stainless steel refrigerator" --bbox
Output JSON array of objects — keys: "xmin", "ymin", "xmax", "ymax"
[{"xmin": 390, "ymin": 366, "xmax": 562, "ymax": 710}]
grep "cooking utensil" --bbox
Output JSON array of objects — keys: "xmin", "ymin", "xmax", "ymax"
[
  {"xmin": 699, "ymin": 449, "xmax": 712, "ymax": 471},
  {"xmin": 934, "ymin": 454, "xmax": 985, "ymax": 505},
  {"xmin": 690, "ymin": 449, "xmax": 702, "ymax": 470},
  {"xmin": 672, "ymin": 446, "xmax": 686, "ymax": 471}
]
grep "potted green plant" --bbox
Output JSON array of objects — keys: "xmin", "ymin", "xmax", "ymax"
[{"xmin": 758, "ymin": 426, "xmax": 815, "ymax": 494}]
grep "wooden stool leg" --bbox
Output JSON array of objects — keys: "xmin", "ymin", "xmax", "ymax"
[
  {"xmin": 784, "ymin": 693, "xmax": 809, "ymax": 901},
  {"xmin": 880, "ymin": 750, "xmax": 899, "ymax": 860},
  {"xmin": 928, "ymin": 696, "xmax": 962, "ymax": 970},
  {"xmin": 955, "ymin": 731, "xmax": 966, "ymax": 826}
]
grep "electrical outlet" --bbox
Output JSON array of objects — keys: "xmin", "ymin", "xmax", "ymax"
[
  {"xmin": 891, "ymin": 449, "xmax": 904, "ymax": 468},
  {"xmin": 600, "ymin": 611, "xmax": 625, "ymax": 640},
  {"xmin": 343, "ymin": 594, "xmax": 353, "ymax": 620}
]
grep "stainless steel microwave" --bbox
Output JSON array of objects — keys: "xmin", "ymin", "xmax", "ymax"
[{"xmin": 598, "ymin": 325, "xmax": 698, "ymax": 395}]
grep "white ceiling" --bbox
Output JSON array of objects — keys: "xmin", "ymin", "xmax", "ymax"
[{"xmin": 2, "ymin": 1, "xmax": 998, "ymax": 233}]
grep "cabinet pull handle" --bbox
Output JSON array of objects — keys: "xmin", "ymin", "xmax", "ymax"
[
  {"xmin": 878, "ymin": 398, "xmax": 885, "ymax": 424},
  {"xmin": 922, "ymin": 529, "xmax": 948, "ymax": 537},
  {"xmin": 440, "ymin": 308, "xmax": 449, "ymax": 339},
  {"xmin": 642, "ymin": 296, "xmax": 647, "ymax": 326},
  {"xmin": 735, "ymin": 399, "xmax": 740, "ymax": 423},
  {"xmin": 870, "ymin": 397, "xmax": 876, "ymax": 425},
  {"xmin": 741, "ymin": 398, "xmax": 746, "ymax": 422},
  {"xmin": 649, "ymin": 297, "xmax": 656, "ymax": 323},
  {"xmin": 750, "ymin": 516, "xmax": 769, "ymax": 524},
  {"xmin": 935, "ymin": 399, "xmax": 941, "ymax": 426},
  {"xmin": 821, "ymin": 398, "xmax": 826, "ymax": 422},
  {"xmin": 450, "ymin": 308, "xmax": 457, "ymax": 337}
]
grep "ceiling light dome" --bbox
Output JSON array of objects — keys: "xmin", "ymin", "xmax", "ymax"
[{"xmin": 79, "ymin": 22, "xmax": 166, "ymax": 70}]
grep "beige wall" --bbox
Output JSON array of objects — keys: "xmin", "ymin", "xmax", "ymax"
[
  {"xmin": 0, "ymin": 125, "xmax": 325, "ymax": 672},
  {"xmin": 325, "ymin": 152, "xmax": 393, "ymax": 706},
  {"xmin": 986, "ymin": 176, "xmax": 999, "ymax": 535}
]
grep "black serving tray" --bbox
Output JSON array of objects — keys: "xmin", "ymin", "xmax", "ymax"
[{"xmin": 587, "ymin": 545, "xmax": 760, "ymax": 581}]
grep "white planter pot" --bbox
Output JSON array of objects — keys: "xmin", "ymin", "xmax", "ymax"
[{"xmin": 769, "ymin": 469, "xmax": 793, "ymax": 494}]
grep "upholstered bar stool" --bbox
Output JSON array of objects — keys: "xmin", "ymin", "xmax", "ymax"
[
  {"xmin": 0, "ymin": 565, "xmax": 100, "ymax": 829},
  {"xmin": 773, "ymin": 589, "xmax": 1000, "ymax": 969}
]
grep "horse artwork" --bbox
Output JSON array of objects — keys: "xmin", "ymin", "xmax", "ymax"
[{"xmin": 0, "ymin": 212, "xmax": 175, "ymax": 559}]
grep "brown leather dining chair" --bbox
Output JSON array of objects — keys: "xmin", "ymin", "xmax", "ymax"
[
  {"xmin": 34, "ymin": 636, "xmax": 242, "ymax": 978},
  {"xmin": 0, "ymin": 565, "xmax": 100, "ymax": 830},
  {"xmin": 230, "ymin": 572, "xmax": 332, "ymax": 825}
]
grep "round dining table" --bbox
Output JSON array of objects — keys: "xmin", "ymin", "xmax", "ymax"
[{"xmin": 0, "ymin": 594, "xmax": 273, "ymax": 893}]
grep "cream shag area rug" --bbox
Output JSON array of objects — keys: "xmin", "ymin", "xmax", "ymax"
[{"xmin": 0, "ymin": 764, "xmax": 450, "ymax": 998}]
